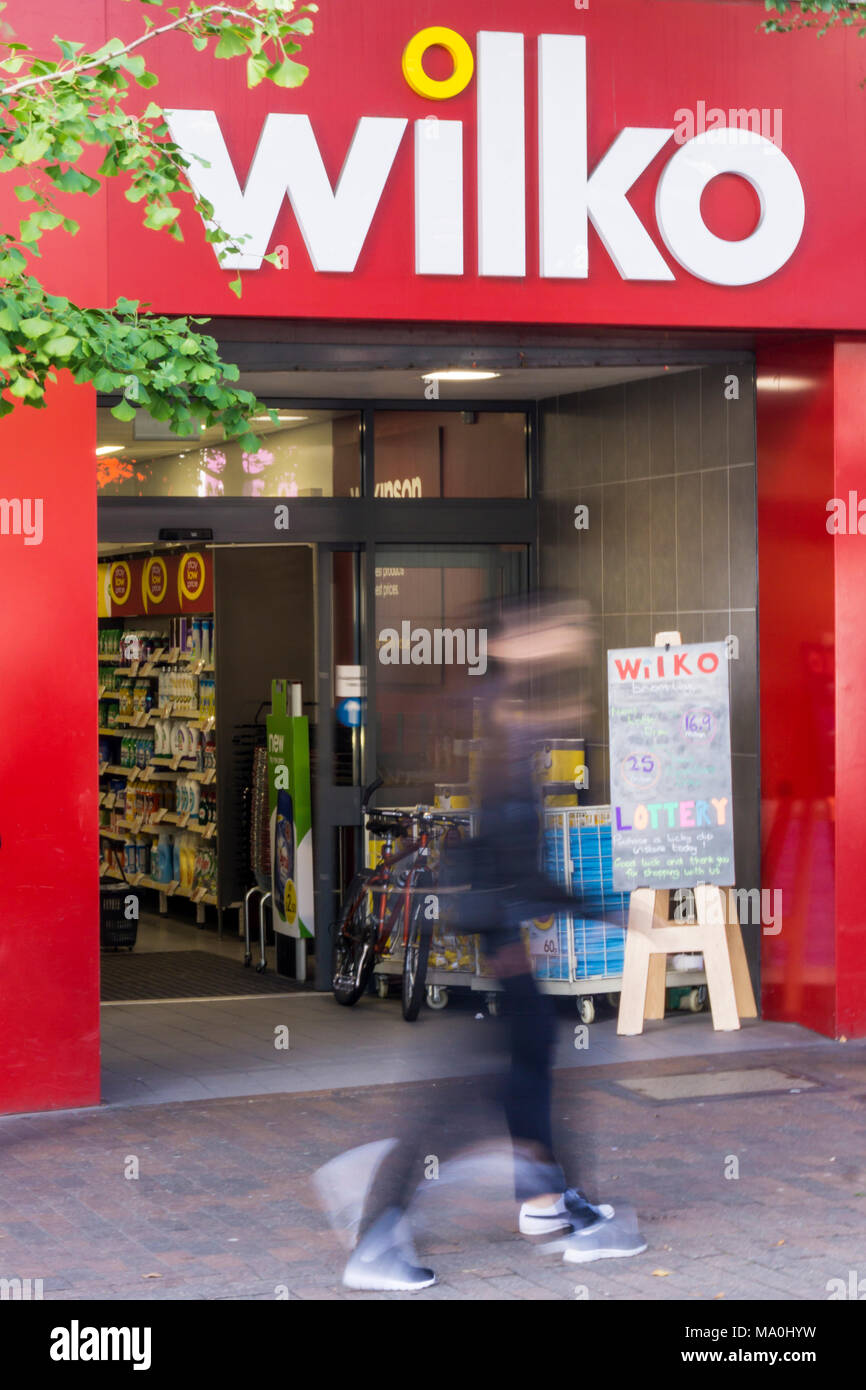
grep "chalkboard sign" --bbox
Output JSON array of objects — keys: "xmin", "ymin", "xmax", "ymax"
[{"xmin": 607, "ymin": 641, "xmax": 735, "ymax": 891}]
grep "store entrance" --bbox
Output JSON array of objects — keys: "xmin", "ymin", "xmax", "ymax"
[{"xmin": 97, "ymin": 540, "xmax": 318, "ymax": 1002}]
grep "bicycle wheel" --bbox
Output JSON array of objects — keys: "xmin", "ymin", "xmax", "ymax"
[
  {"xmin": 332, "ymin": 870, "xmax": 378, "ymax": 1007},
  {"xmin": 402, "ymin": 870, "xmax": 433, "ymax": 1022}
]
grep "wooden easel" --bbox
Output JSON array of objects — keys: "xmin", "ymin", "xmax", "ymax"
[{"xmin": 616, "ymin": 633, "xmax": 758, "ymax": 1036}]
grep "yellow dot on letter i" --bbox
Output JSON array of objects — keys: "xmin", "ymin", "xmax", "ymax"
[{"xmin": 402, "ymin": 27, "xmax": 475, "ymax": 101}]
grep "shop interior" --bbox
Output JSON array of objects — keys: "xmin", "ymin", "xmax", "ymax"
[{"xmin": 95, "ymin": 355, "xmax": 760, "ymax": 1027}]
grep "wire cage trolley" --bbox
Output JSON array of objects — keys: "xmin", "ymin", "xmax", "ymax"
[{"xmin": 367, "ymin": 805, "xmax": 708, "ymax": 1021}]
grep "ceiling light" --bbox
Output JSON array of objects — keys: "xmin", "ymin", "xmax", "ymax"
[
  {"xmin": 95, "ymin": 445, "xmax": 124, "ymax": 456},
  {"xmin": 422, "ymin": 370, "xmax": 501, "ymax": 382}
]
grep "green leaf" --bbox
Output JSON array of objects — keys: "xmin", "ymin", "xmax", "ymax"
[
  {"xmin": 53, "ymin": 37, "xmax": 86, "ymax": 61},
  {"xmin": 268, "ymin": 57, "xmax": 309, "ymax": 88},
  {"xmin": 19, "ymin": 317, "xmax": 54, "ymax": 338},
  {"xmin": 14, "ymin": 128, "xmax": 53, "ymax": 164},
  {"xmin": 247, "ymin": 53, "xmax": 270, "ymax": 87},
  {"xmin": 215, "ymin": 28, "xmax": 249, "ymax": 60},
  {"xmin": 44, "ymin": 334, "xmax": 79, "ymax": 357},
  {"xmin": 228, "ymin": 276, "xmax": 242, "ymax": 298},
  {"xmin": 48, "ymin": 168, "xmax": 101, "ymax": 195},
  {"xmin": 143, "ymin": 204, "xmax": 181, "ymax": 231},
  {"xmin": 110, "ymin": 399, "xmax": 136, "ymax": 421}
]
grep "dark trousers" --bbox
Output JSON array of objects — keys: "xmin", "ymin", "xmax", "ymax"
[{"xmin": 357, "ymin": 938, "xmax": 566, "ymax": 1240}]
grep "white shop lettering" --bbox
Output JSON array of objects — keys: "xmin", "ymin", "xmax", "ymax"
[{"xmin": 166, "ymin": 33, "xmax": 804, "ymax": 289}]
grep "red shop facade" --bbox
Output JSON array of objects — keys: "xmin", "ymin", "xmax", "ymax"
[{"xmin": 1, "ymin": 0, "xmax": 865, "ymax": 1115}]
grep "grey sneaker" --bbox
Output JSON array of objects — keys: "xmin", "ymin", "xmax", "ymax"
[
  {"xmin": 342, "ymin": 1207, "xmax": 436, "ymax": 1292},
  {"xmin": 559, "ymin": 1203, "xmax": 647, "ymax": 1264},
  {"xmin": 311, "ymin": 1138, "xmax": 398, "ymax": 1250},
  {"xmin": 519, "ymin": 1187, "xmax": 615, "ymax": 1236}
]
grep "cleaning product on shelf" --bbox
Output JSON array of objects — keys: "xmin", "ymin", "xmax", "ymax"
[{"xmin": 156, "ymin": 831, "xmax": 173, "ymax": 885}]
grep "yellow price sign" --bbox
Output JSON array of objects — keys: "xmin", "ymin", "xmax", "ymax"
[{"xmin": 284, "ymin": 879, "xmax": 298, "ymax": 926}]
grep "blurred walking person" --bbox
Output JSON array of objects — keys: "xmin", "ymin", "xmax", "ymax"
[{"xmin": 315, "ymin": 595, "xmax": 646, "ymax": 1291}]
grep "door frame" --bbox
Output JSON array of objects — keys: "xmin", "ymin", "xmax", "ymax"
[{"xmin": 97, "ymin": 397, "xmax": 540, "ymax": 988}]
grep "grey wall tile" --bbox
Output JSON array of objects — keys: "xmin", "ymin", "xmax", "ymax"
[
  {"xmin": 577, "ymin": 483, "xmax": 603, "ymax": 614},
  {"xmin": 675, "ymin": 472, "xmax": 702, "ymax": 611},
  {"xmin": 649, "ymin": 475, "xmax": 677, "ymax": 612},
  {"xmin": 727, "ymin": 365, "xmax": 756, "ymax": 465},
  {"xmin": 699, "ymin": 366, "xmax": 728, "ymax": 472},
  {"xmin": 625, "ymin": 377, "xmax": 651, "ymax": 479},
  {"xmin": 625, "ymin": 613, "xmax": 653, "ymax": 647},
  {"xmin": 625, "ymin": 478, "xmax": 651, "ymax": 613},
  {"xmin": 649, "ymin": 371, "xmax": 677, "ymax": 477},
  {"xmin": 729, "ymin": 463, "xmax": 758, "ymax": 609},
  {"xmin": 601, "ymin": 483, "xmax": 627, "ymax": 613},
  {"xmin": 575, "ymin": 392, "xmax": 603, "ymax": 487},
  {"xmin": 728, "ymin": 611, "xmax": 758, "ymax": 758},
  {"xmin": 701, "ymin": 468, "xmax": 730, "ymax": 610},
  {"xmin": 600, "ymin": 384, "xmax": 626, "ymax": 482},
  {"xmin": 675, "ymin": 612, "xmax": 704, "ymax": 644},
  {"xmin": 674, "ymin": 369, "xmax": 701, "ymax": 473}
]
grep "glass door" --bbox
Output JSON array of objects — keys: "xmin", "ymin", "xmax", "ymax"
[{"xmin": 371, "ymin": 545, "xmax": 528, "ymax": 806}]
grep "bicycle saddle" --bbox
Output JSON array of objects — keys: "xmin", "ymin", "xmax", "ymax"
[{"xmin": 366, "ymin": 818, "xmax": 411, "ymax": 838}]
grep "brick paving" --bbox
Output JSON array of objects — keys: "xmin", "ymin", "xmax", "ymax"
[{"xmin": 0, "ymin": 1042, "xmax": 864, "ymax": 1301}]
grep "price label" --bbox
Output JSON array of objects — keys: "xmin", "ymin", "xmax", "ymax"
[
  {"xmin": 191, "ymin": 887, "xmax": 206, "ymax": 903},
  {"xmin": 204, "ymin": 767, "xmax": 216, "ymax": 784},
  {"xmin": 129, "ymin": 660, "xmax": 140, "ymax": 677},
  {"xmin": 178, "ymin": 812, "xmax": 190, "ymax": 828},
  {"xmin": 105, "ymin": 792, "xmax": 116, "ymax": 809},
  {"xmin": 98, "ymin": 761, "xmax": 109, "ymax": 775},
  {"xmin": 98, "ymin": 684, "xmax": 106, "ymax": 698},
  {"xmin": 163, "ymin": 702, "xmax": 173, "ymax": 717},
  {"xmin": 204, "ymin": 822, "xmax": 217, "ymax": 839},
  {"xmin": 167, "ymin": 647, "xmax": 180, "ymax": 663},
  {"xmin": 154, "ymin": 807, "xmax": 166, "ymax": 823},
  {"xmin": 128, "ymin": 767, "xmax": 140, "ymax": 782},
  {"xmin": 167, "ymin": 879, "xmax": 180, "ymax": 895},
  {"xmin": 131, "ymin": 872, "xmax": 143, "ymax": 886},
  {"xmin": 170, "ymin": 753, "xmax": 181, "ymax": 771},
  {"xmin": 131, "ymin": 816, "xmax": 143, "ymax": 833},
  {"xmin": 98, "ymin": 792, "xmax": 106, "ymax": 806},
  {"xmin": 144, "ymin": 765, "xmax": 155, "ymax": 780},
  {"xmin": 152, "ymin": 647, "xmax": 165, "ymax": 663}
]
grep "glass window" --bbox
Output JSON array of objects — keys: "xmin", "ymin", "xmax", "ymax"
[
  {"xmin": 373, "ymin": 411, "xmax": 528, "ymax": 499},
  {"xmin": 373, "ymin": 545, "xmax": 527, "ymax": 801},
  {"xmin": 96, "ymin": 407, "xmax": 361, "ymax": 498}
]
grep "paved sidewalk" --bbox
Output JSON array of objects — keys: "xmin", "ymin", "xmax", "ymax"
[
  {"xmin": 100, "ymin": 990, "xmax": 827, "ymax": 1106},
  {"xmin": 1, "ymin": 1040, "xmax": 864, "ymax": 1300}
]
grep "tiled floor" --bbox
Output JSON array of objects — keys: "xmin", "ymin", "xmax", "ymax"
[
  {"xmin": 100, "ymin": 989, "xmax": 833, "ymax": 1108},
  {"xmin": 129, "ymin": 910, "xmax": 277, "ymax": 967}
]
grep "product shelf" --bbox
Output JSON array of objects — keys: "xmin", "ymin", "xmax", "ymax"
[
  {"xmin": 99, "ymin": 863, "xmax": 216, "ymax": 906},
  {"xmin": 105, "ymin": 815, "xmax": 216, "ymax": 840}
]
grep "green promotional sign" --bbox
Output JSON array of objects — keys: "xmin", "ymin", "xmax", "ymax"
[{"xmin": 267, "ymin": 679, "xmax": 314, "ymax": 940}]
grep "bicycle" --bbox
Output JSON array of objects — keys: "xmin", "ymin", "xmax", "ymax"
[{"xmin": 331, "ymin": 778, "xmax": 469, "ymax": 1020}]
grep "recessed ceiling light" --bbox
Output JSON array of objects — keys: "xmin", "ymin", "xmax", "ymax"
[
  {"xmin": 95, "ymin": 445, "xmax": 124, "ymax": 456},
  {"xmin": 422, "ymin": 370, "xmax": 501, "ymax": 383}
]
